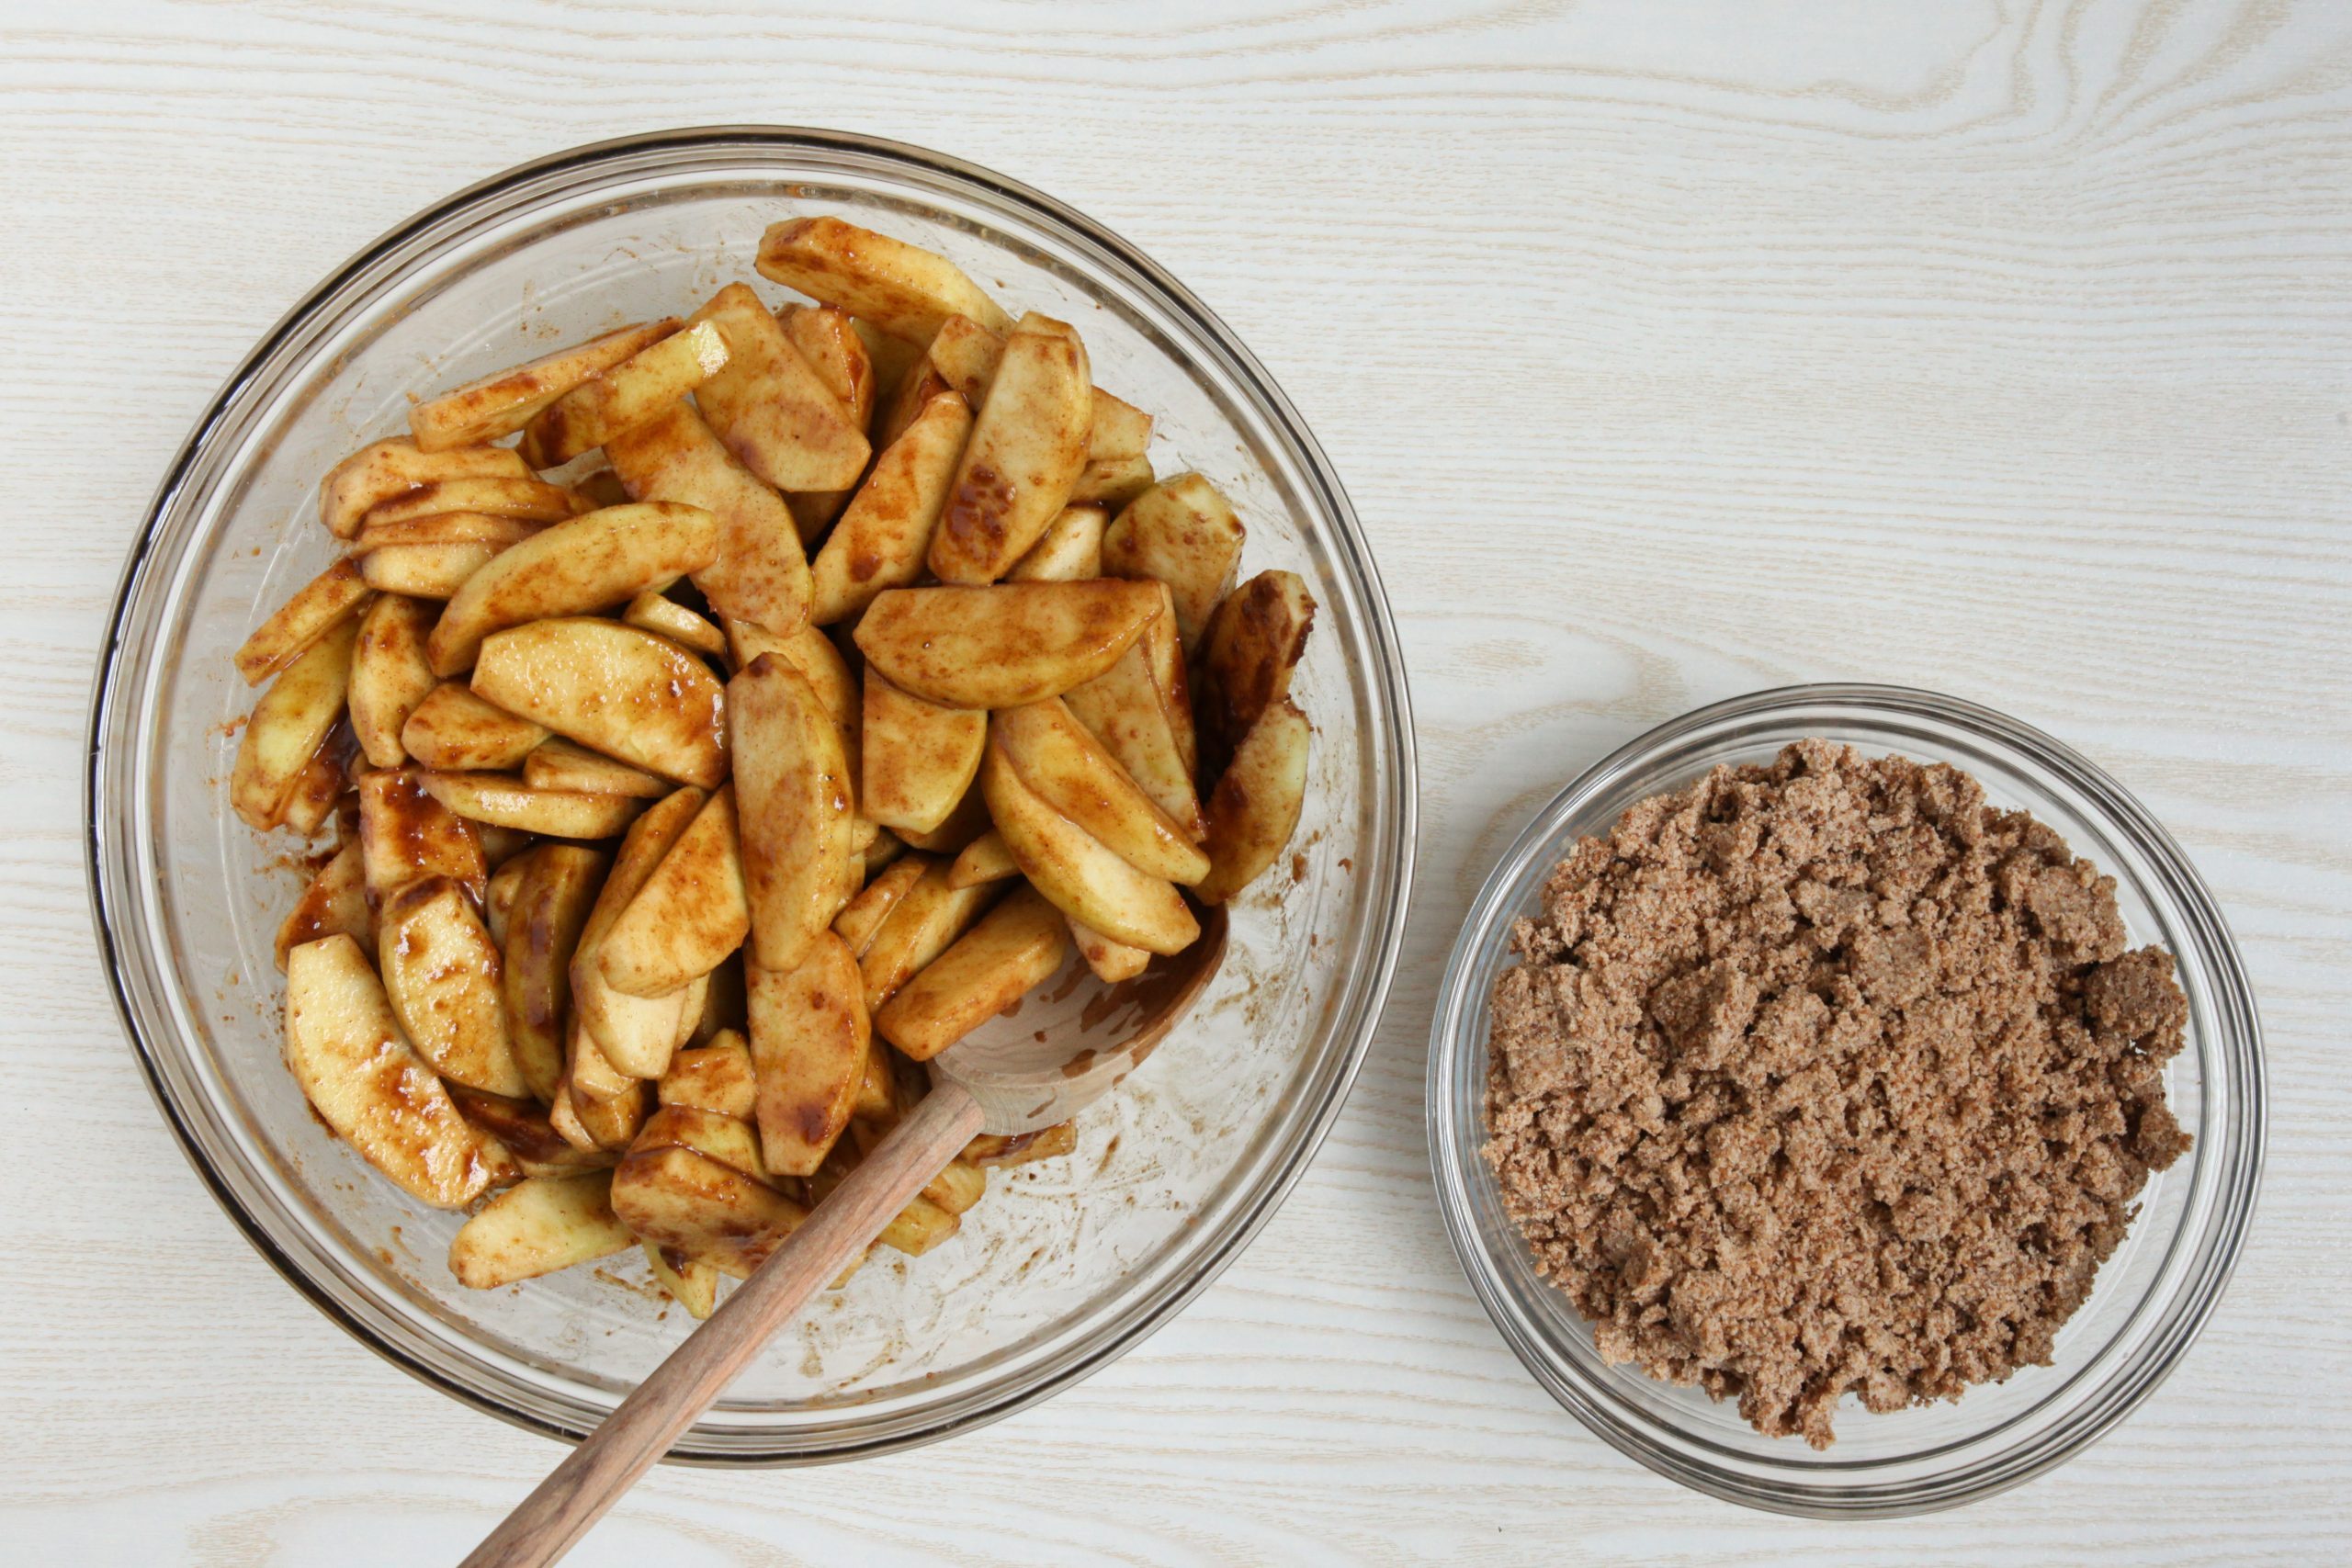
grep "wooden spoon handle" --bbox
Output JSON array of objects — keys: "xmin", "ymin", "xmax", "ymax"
[{"xmin": 461, "ymin": 1082, "xmax": 986, "ymax": 1568}]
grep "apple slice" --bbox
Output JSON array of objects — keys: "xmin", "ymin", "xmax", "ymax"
[
  {"xmin": 756, "ymin": 216, "xmax": 1011, "ymax": 343},
  {"xmin": 947, "ymin": 829, "xmax": 1019, "ymax": 890},
  {"xmin": 1102, "ymin": 475, "xmax": 1246, "ymax": 649},
  {"xmin": 547, "ymin": 1073, "xmax": 595, "ymax": 1150},
  {"xmin": 362, "ymin": 476, "xmax": 582, "ymax": 529},
  {"xmin": 502, "ymin": 844, "xmax": 607, "ymax": 1103},
  {"xmin": 926, "ymin": 313, "xmax": 1150, "ymax": 464},
  {"xmin": 1006, "ymin": 505, "xmax": 1107, "ymax": 582},
  {"xmin": 1069, "ymin": 917, "xmax": 1150, "ymax": 983},
  {"xmin": 854, "ymin": 581, "xmax": 1161, "ymax": 709},
  {"xmin": 426, "ymin": 502, "xmax": 720, "ymax": 675},
  {"xmin": 629, "ymin": 1104, "xmax": 769, "ymax": 1181},
  {"xmin": 807, "ymin": 390, "xmax": 972, "ymax": 625},
  {"xmin": 1063, "ymin": 637, "xmax": 1204, "ymax": 840},
  {"xmin": 522, "ymin": 737, "xmax": 670, "ymax": 799},
  {"xmin": 571, "ymin": 1017, "xmax": 641, "ymax": 1103},
  {"xmin": 1069, "ymin": 452, "xmax": 1155, "ymax": 509},
  {"xmin": 398, "ymin": 682, "xmax": 548, "ymax": 771},
  {"xmin": 448, "ymin": 1172, "xmax": 633, "ymax": 1289},
  {"xmin": 730, "ymin": 655, "xmax": 856, "ymax": 976},
  {"xmin": 1200, "ymin": 569, "xmax": 1317, "ymax": 749},
  {"xmin": 979, "ymin": 741, "xmax": 1198, "ymax": 954},
  {"xmin": 875, "ymin": 884, "xmax": 1069, "ymax": 1060},
  {"xmin": 354, "ymin": 514, "xmax": 545, "ymax": 558},
  {"xmin": 1136, "ymin": 584, "xmax": 1199, "ymax": 779},
  {"xmin": 923, "ymin": 1156, "xmax": 990, "ymax": 1216},
  {"xmin": 232, "ymin": 616, "xmax": 360, "ymax": 830},
  {"xmin": 966, "ymin": 1121, "xmax": 1079, "ymax": 1168},
  {"xmin": 725, "ymin": 626, "xmax": 876, "ymax": 849},
  {"xmin": 926, "ymin": 313, "xmax": 1092, "ymax": 584},
  {"xmin": 345, "ymin": 595, "xmax": 438, "ymax": 768},
  {"xmin": 776, "ymin": 302, "xmax": 879, "ymax": 540},
  {"xmin": 746, "ymin": 931, "xmax": 868, "ymax": 1176},
  {"xmin": 471, "ymin": 617, "xmax": 728, "ymax": 788},
  {"xmin": 275, "ymin": 839, "xmax": 371, "ymax": 971},
  {"xmin": 600, "ymin": 784, "xmax": 750, "ymax": 998},
  {"xmin": 642, "ymin": 1242, "xmax": 719, "ymax": 1319},
  {"xmin": 408, "ymin": 320, "xmax": 680, "ymax": 451},
  {"xmin": 992, "ymin": 698, "xmax": 1209, "ymax": 884},
  {"xmin": 624, "ymin": 592, "xmax": 727, "ymax": 657},
  {"xmin": 832, "ymin": 852, "xmax": 929, "ymax": 960},
  {"xmin": 565, "ymin": 1072, "xmax": 652, "ymax": 1153},
  {"xmin": 484, "ymin": 851, "xmax": 532, "ymax": 952},
  {"xmin": 284, "ymin": 933, "xmax": 491, "ymax": 1208},
  {"xmin": 1195, "ymin": 699, "xmax": 1312, "ymax": 906},
  {"xmin": 571, "ymin": 787, "xmax": 707, "ymax": 1077},
  {"xmin": 853, "ymin": 1037, "xmax": 899, "ymax": 1122},
  {"xmin": 418, "ymin": 771, "xmax": 644, "ymax": 840},
  {"xmin": 356, "ymin": 767, "xmax": 486, "ymax": 908},
  {"xmin": 779, "ymin": 304, "xmax": 876, "ymax": 427},
  {"xmin": 857, "ymin": 859, "xmax": 999, "ymax": 1011},
  {"xmin": 275, "ymin": 737, "xmax": 349, "ymax": 838},
  {"xmin": 356, "ymin": 541, "xmax": 501, "ymax": 600},
  {"xmin": 862, "ymin": 671, "xmax": 986, "ymax": 838},
  {"xmin": 518, "ymin": 319, "xmax": 730, "ymax": 467},
  {"xmin": 611, "ymin": 1145, "xmax": 809, "ymax": 1269},
  {"xmin": 658, "ymin": 1032, "xmax": 758, "ymax": 1120},
  {"xmin": 320, "ymin": 437, "xmax": 530, "ymax": 539},
  {"xmin": 691, "ymin": 283, "xmax": 869, "ymax": 493},
  {"xmin": 235, "ymin": 558, "xmax": 373, "ymax": 685},
  {"xmin": 921, "ymin": 313, "xmax": 1004, "ymax": 405},
  {"xmin": 1084, "ymin": 391, "xmax": 1154, "ymax": 464},
  {"xmin": 378, "ymin": 877, "xmax": 526, "ymax": 1097},
  {"xmin": 605, "ymin": 399, "xmax": 811, "ymax": 637}
]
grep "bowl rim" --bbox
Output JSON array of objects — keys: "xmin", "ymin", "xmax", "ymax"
[
  {"xmin": 1424, "ymin": 682, "xmax": 2265, "ymax": 1516},
  {"xmin": 84, "ymin": 125, "xmax": 1419, "ymax": 1462}
]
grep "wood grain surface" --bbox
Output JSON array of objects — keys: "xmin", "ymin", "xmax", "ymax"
[{"xmin": 5, "ymin": 2, "xmax": 2347, "ymax": 1562}]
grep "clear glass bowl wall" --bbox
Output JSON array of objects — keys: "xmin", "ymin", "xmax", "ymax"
[
  {"xmin": 1426, "ymin": 686, "xmax": 2262, "ymax": 1516},
  {"xmin": 88, "ymin": 130, "xmax": 1415, "ymax": 1461}
]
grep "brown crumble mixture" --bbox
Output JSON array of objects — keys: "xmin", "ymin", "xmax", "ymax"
[{"xmin": 1483, "ymin": 739, "xmax": 2190, "ymax": 1446}]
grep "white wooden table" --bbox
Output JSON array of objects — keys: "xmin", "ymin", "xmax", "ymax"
[{"xmin": 6, "ymin": 4, "xmax": 2347, "ymax": 1562}]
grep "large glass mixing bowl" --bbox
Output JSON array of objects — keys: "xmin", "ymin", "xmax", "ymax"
[{"xmin": 86, "ymin": 128, "xmax": 1416, "ymax": 1461}]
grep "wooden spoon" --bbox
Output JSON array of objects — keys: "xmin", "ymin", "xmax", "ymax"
[{"xmin": 462, "ymin": 908, "xmax": 1227, "ymax": 1568}]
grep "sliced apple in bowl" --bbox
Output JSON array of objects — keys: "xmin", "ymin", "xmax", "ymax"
[
  {"xmin": 470, "ymin": 617, "xmax": 729, "ymax": 788},
  {"xmin": 978, "ymin": 740, "xmax": 1198, "ymax": 955},
  {"xmin": 854, "ymin": 580, "xmax": 1163, "ymax": 708},
  {"xmin": 992, "ymin": 697, "xmax": 1208, "ymax": 885},
  {"xmin": 284, "ymin": 933, "xmax": 492, "ymax": 1209}
]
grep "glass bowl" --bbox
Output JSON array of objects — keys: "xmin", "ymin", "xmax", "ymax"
[
  {"xmin": 1427, "ymin": 684, "xmax": 2263, "ymax": 1516},
  {"xmin": 85, "ymin": 128, "xmax": 1415, "ymax": 1461}
]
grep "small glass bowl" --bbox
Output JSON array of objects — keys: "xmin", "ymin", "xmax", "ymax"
[
  {"xmin": 86, "ymin": 128, "xmax": 1416, "ymax": 1461},
  {"xmin": 1427, "ymin": 684, "xmax": 2264, "ymax": 1516}
]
